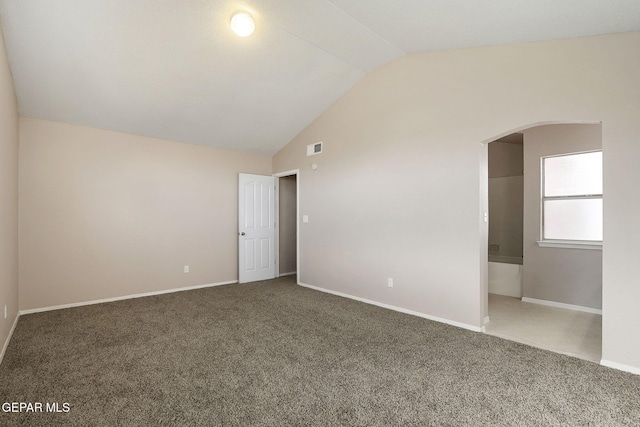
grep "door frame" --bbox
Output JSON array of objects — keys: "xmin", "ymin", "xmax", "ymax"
[{"xmin": 273, "ymin": 169, "xmax": 299, "ymax": 281}]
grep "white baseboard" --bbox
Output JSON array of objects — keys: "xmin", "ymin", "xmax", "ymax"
[
  {"xmin": 297, "ymin": 282, "xmax": 484, "ymax": 333},
  {"xmin": 278, "ymin": 271, "xmax": 297, "ymax": 277},
  {"xmin": 600, "ymin": 359, "xmax": 640, "ymax": 376},
  {"xmin": 0, "ymin": 312, "xmax": 20, "ymax": 366},
  {"xmin": 521, "ymin": 297, "xmax": 602, "ymax": 315},
  {"xmin": 19, "ymin": 280, "xmax": 238, "ymax": 315}
]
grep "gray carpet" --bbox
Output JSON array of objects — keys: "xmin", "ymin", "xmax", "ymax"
[{"xmin": 1, "ymin": 275, "xmax": 639, "ymax": 426}]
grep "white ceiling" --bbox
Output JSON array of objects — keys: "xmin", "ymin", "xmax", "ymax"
[{"xmin": 0, "ymin": 1, "xmax": 638, "ymax": 154}]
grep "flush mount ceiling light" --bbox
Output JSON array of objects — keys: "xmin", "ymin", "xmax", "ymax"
[{"xmin": 230, "ymin": 12, "xmax": 255, "ymax": 37}]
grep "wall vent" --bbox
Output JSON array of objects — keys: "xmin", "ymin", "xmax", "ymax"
[{"xmin": 306, "ymin": 141, "xmax": 323, "ymax": 156}]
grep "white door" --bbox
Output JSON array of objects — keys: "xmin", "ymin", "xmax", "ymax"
[{"xmin": 238, "ymin": 173, "xmax": 276, "ymax": 283}]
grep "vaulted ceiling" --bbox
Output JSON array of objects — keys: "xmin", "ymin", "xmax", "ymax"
[{"xmin": 1, "ymin": 1, "xmax": 638, "ymax": 154}]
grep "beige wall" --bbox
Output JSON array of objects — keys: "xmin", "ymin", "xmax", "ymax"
[
  {"xmin": 488, "ymin": 138, "xmax": 523, "ymax": 179},
  {"xmin": 0, "ymin": 27, "xmax": 19, "ymax": 357},
  {"xmin": 488, "ymin": 140, "xmax": 523, "ymax": 259},
  {"xmin": 19, "ymin": 118, "xmax": 271, "ymax": 310},
  {"xmin": 278, "ymin": 175, "xmax": 297, "ymax": 275},
  {"xmin": 522, "ymin": 124, "xmax": 602, "ymax": 309},
  {"xmin": 273, "ymin": 32, "xmax": 640, "ymax": 370}
]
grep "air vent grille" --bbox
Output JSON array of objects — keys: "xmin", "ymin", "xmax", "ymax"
[{"xmin": 306, "ymin": 141, "xmax": 323, "ymax": 156}]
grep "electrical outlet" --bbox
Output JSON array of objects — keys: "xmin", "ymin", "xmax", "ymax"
[
  {"xmin": 184, "ymin": 265, "xmax": 190, "ymax": 273},
  {"xmin": 387, "ymin": 278, "xmax": 394, "ymax": 288}
]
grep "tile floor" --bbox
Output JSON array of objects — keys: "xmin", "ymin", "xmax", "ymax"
[{"xmin": 485, "ymin": 293, "xmax": 602, "ymax": 363}]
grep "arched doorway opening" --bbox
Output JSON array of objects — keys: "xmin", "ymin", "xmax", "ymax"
[{"xmin": 480, "ymin": 121, "xmax": 603, "ymax": 362}]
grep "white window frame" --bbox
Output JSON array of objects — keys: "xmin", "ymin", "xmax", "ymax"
[{"xmin": 538, "ymin": 150, "xmax": 603, "ymax": 250}]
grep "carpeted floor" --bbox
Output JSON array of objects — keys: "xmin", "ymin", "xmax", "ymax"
[{"xmin": 1, "ymin": 275, "xmax": 639, "ymax": 426}]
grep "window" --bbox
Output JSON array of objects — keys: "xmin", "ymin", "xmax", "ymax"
[{"xmin": 540, "ymin": 151, "xmax": 602, "ymax": 248}]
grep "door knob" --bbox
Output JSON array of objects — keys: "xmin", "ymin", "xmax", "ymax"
[{"xmin": 240, "ymin": 232, "xmax": 246, "ymax": 236}]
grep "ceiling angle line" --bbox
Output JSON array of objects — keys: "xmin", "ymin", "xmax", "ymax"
[
  {"xmin": 323, "ymin": 0, "xmax": 406, "ymax": 56},
  {"xmin": 273, "ymin": 23, "xmax": 368, "ymax": 74}
]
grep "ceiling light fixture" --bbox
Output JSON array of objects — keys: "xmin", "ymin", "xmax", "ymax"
[{"xmin": 230, "ymin": 12, "xmax": 255, "ymax": 37}]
